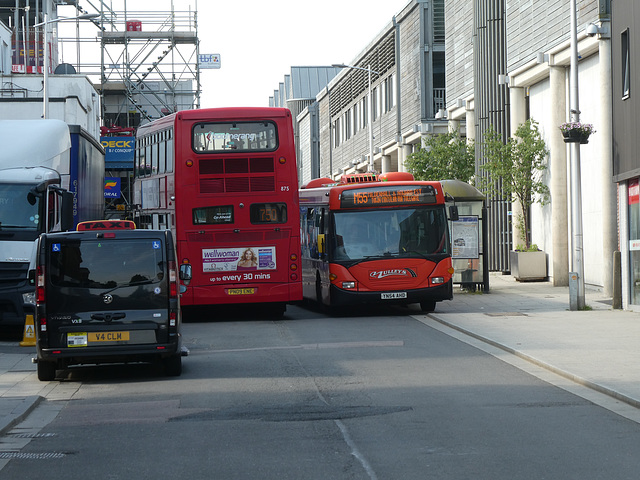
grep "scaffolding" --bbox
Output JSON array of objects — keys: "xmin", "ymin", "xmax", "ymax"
[
  {"xmin": 97, "ymin": 3, "xmax": 199, "ymax": 128},
  {"xmin": 54, "ymin": 0, "xmax": 200, "ymax": 128}
]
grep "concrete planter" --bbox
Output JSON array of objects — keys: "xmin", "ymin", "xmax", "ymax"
[{"xmin": 509, "ymin": 250, "xmax": 547, "ymax": 281}]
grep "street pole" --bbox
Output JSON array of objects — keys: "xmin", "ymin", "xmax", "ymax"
[
  {"xmin": 367, "ymin": 64, "xmax": 374, "ymax": 172},
  {"xmin": 36, "ymin": 13, "xmax": 100, "ymax": 120},
  {"xmin": 43, "ymin": 11, "xmax": 49, "ymax": 119},
  {"xmin": 569, "ymin": 0, "xmax": 585, "ymax": 309}
]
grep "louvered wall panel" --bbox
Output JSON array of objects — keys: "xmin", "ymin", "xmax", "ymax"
[{"xmin": 473, "ymin": 0, "xmax": 511, "ymax": 272}]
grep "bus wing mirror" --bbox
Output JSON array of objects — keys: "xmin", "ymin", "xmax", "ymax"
[
  {"xmin": 61, "ymin": 191, "xmax": 74, "ymax": 231},
  {"xmin": 179, "ymin": 264, "xmax": 192, "ymax": 285},
  {"xmin": 317, "ymin": 234, "xmax": 325, "ymax": 254},
  {"xmin": 449, "ymin": 205, "xmax": 459, "ymax": 222}
]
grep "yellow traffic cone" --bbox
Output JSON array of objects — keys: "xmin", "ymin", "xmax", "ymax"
[{"xmin": 20, "ymin": 314, "xmax": 36, "ymax": 347}]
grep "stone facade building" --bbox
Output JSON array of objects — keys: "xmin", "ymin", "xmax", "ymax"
[{"xmin": 291, "ymin": 0, "xmax": 622, "ymax": 304}]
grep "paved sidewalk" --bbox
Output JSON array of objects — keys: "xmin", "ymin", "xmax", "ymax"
[
  {"xmin": 1, "ymin": 273, "xmax": 640, "ymax": 435},
  {"xmin": 427, "ymin": 272, "xmax": 640, "ymax": 409},
  {"xmin": 0, "ymin": 348, "xmax": 41, "ymax": 435}
]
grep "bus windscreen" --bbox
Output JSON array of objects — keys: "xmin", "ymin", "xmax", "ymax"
[{"xmin": 331, "ymin": 207, "xmax": 449, "ymax": 260}]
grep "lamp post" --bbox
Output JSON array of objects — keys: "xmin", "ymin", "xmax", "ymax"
[
  {"xmin": 568, "ymin": 0, "xmax": 585, "ymax": 310},
  {"xmin": 332, "ymin": 63, "xmax": 380, "ymax": 172},
  {"xmin": 34, "ymin": 12, "xmax": 99, "ymax": 119}
]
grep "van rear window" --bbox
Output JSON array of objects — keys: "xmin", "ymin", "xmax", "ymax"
[{"xmin": 49, "ymin": 238, "xmax": 165, "ymax": 289}]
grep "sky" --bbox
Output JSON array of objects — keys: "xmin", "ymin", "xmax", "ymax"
[
  {"xmin": 67, "ymin": 0, "xmax": 409, "ymax": 108},
  {"xmin": 196, "ymin": 0, "xmax": 407, "ymax": 108}
]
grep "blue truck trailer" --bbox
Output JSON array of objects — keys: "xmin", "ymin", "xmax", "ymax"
[{"xmin": 0, "ymin": 119, "xmax": 104, "ymax": 328}]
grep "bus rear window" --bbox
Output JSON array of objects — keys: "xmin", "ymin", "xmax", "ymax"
[
  {"xmin": 250, "ymin": 203, "xmax": 287, "ymax": 224},
  {"xmin": 193, "ymin": 121, "xmax": 278, "ymax": 152},
  {"xmin": 193, "ymin": 205, "xmax": 234, "ymax": 225}
]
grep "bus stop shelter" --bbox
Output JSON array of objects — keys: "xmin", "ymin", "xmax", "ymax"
[{"xmin": 441, "ymin": 180, "xmax": 489, "ymax": 292}]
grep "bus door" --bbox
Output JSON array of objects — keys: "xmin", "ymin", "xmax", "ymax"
[{"xmin": 301, "ymin": 206, "xmax": 328, "ymax": 299}]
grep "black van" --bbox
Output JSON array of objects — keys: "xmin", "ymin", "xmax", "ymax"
[{"xmin": 32, "ymin": 221, "xmax": 189, "ymax": 381}]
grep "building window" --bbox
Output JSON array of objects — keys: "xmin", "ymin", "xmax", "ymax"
[
  {"xmin": 361, "ymin": 97, "xmax": 368, "ymax": 128},
  {"xmin": 345, "ymin": 109, "xmax": 352, "ymax": 140},
  {"xmin": 353, "ymin": 103, "xmax": 359, "ymax": 134},
  {"xmin": 622, "ymin": 28, "xmax": 631, "ymax": 99},
  {"xmin": 386, "ymin": 74, "xmax": 395, "ymax": 111},
  {"xmin": 372, "ymin": 87, "xmax": 378, "ymax": 120}
]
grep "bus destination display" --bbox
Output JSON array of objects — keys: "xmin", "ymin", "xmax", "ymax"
[{"xmin": 340, "ymin": 185, "xmax": 437, "ymax": 208}]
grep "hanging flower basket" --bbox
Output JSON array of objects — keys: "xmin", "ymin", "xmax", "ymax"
[{"xmin": 559, "ymin": 122, "xmax": 595, "ymax": 144}]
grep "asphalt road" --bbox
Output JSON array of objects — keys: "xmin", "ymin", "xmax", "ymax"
[{"xmin": 2, "ymin": 303, "xmax": 640, "ymax": 479}]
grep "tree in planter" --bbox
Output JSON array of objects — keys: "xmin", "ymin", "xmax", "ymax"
[
  {"xmin": 481, "ymin": 118, "xmax": 550, "ymax": 250},
  {"xmin": 405, "ymin": 129, "xmax": 475, "ymax": 183}
]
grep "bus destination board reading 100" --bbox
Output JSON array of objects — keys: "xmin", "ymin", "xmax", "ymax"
[{"xmin": 340, "ymin": 185, "xmax": 437, "ymax": 208}]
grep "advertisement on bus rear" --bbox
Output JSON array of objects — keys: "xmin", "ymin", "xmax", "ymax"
[{"xmin": 202, "ymin": 247, "xmax": 277, "ymax": 272}]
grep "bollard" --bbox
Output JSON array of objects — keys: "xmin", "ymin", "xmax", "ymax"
[
  {"xmin": 613, "ymin": 251, "xmax": 622, "ymax": 309},
  {"xmin": 569, "ymin": 272, "xmax": 578, "ymax": 311}
]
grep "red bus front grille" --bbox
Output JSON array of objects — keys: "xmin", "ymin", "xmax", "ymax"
[
  {"xmin": 250, "ymin": 177, "xmax": 275, "ymax": 191},
  {"xmin": 199, "ymin": 157, "xmax": 276, "ymax": 194},
  {"xmin": 225, "ymin": 177, "xmax": 250, "ymax": 192},
  {"xmin": 200, "ymin": 178, "xmax": 225, "ymax": 193}
]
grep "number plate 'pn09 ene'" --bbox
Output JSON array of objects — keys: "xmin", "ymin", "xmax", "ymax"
[{"xmin": 227, "ymin": 288, "xmax": 255, "ymax": 295}]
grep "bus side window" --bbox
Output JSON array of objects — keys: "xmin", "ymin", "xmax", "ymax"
[
  {"xmin": 317, "ymin": 234, "xmax": 325, "ymax": 254},
  {"xmin": 317, "ymin": 208, "xmax": 326, "ymax": 259},
  {"xmin": 310, "ymin": 208, "xmax": 319, "ymax": 259}
]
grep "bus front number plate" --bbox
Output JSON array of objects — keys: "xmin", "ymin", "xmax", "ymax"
[{"xmin": 381, "ymin": 292, "xmax": 407, "ymax": 300}]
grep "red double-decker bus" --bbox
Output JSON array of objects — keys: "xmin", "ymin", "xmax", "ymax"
[
  {"xmin": 133, "ymin": 107, "xmax": 302, "ymax": 316},
  {"xmin": 299, "ymin": 172, "xmax": 456, "ymax": 312}
]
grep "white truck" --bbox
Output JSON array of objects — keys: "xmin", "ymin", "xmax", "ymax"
[{"xmin": 0, "ymin": 119, "xmax": 104, "ymax": 328}]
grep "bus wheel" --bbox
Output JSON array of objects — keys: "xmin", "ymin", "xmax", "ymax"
[
  {"xmin": 315, "ymin": 274, "xmax": 323, "ymax": 305},
  {"xmin": 420, "ymin": 300, "xmax": 436, "ymax": 312},
  {"xmin": 163, "ymin": 355, "xmax": 182, "ymax": 377},
  {"xmin": 37, "ymin": 361, "xmax": 57, "ymax": 381}
]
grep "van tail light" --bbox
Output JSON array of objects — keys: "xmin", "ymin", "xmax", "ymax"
[
  {"xmin": 35, "ymin": 265, "xmax": 48, "ymax": 341},
  {"xmin": 36, "ymin": 266, "xmax": 45, "ymax": 305},
  {"xmin": 169, "ymin": 261, "xmax": 178, "ymax": 298}
]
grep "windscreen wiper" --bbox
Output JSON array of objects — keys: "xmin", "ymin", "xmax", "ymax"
[
  {"xmin": 100, "ymin": 278, "xmax": 156, "ymax": 296},
  {"xmin": 400, "ymin": 249, "xmax": 429, "ymax": 260}
]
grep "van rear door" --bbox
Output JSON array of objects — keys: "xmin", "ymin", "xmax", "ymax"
[{"xmin": 44, "ymin": 232, "xmax": 171, "ymax": 347}]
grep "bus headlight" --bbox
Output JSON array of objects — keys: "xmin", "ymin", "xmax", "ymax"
[
  {"xmin": 431, "ymin": 277, "xmax": 445, "ymax": 285},
  {"xmin": 341, "ymin": 281, "xmax": 356, "ymax": 289}
]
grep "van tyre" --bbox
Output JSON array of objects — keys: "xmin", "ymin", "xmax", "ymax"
[
  {"xmin": 163, "ymin": 355, "xmax": 182, "ymax": 376},
  {"xmin": 316, "ymin": 274, "xmax": 323, "ymax": 305},
  {"xmin": 37, "ymin": 361, "xmax": 56, "ymax": 381}
]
